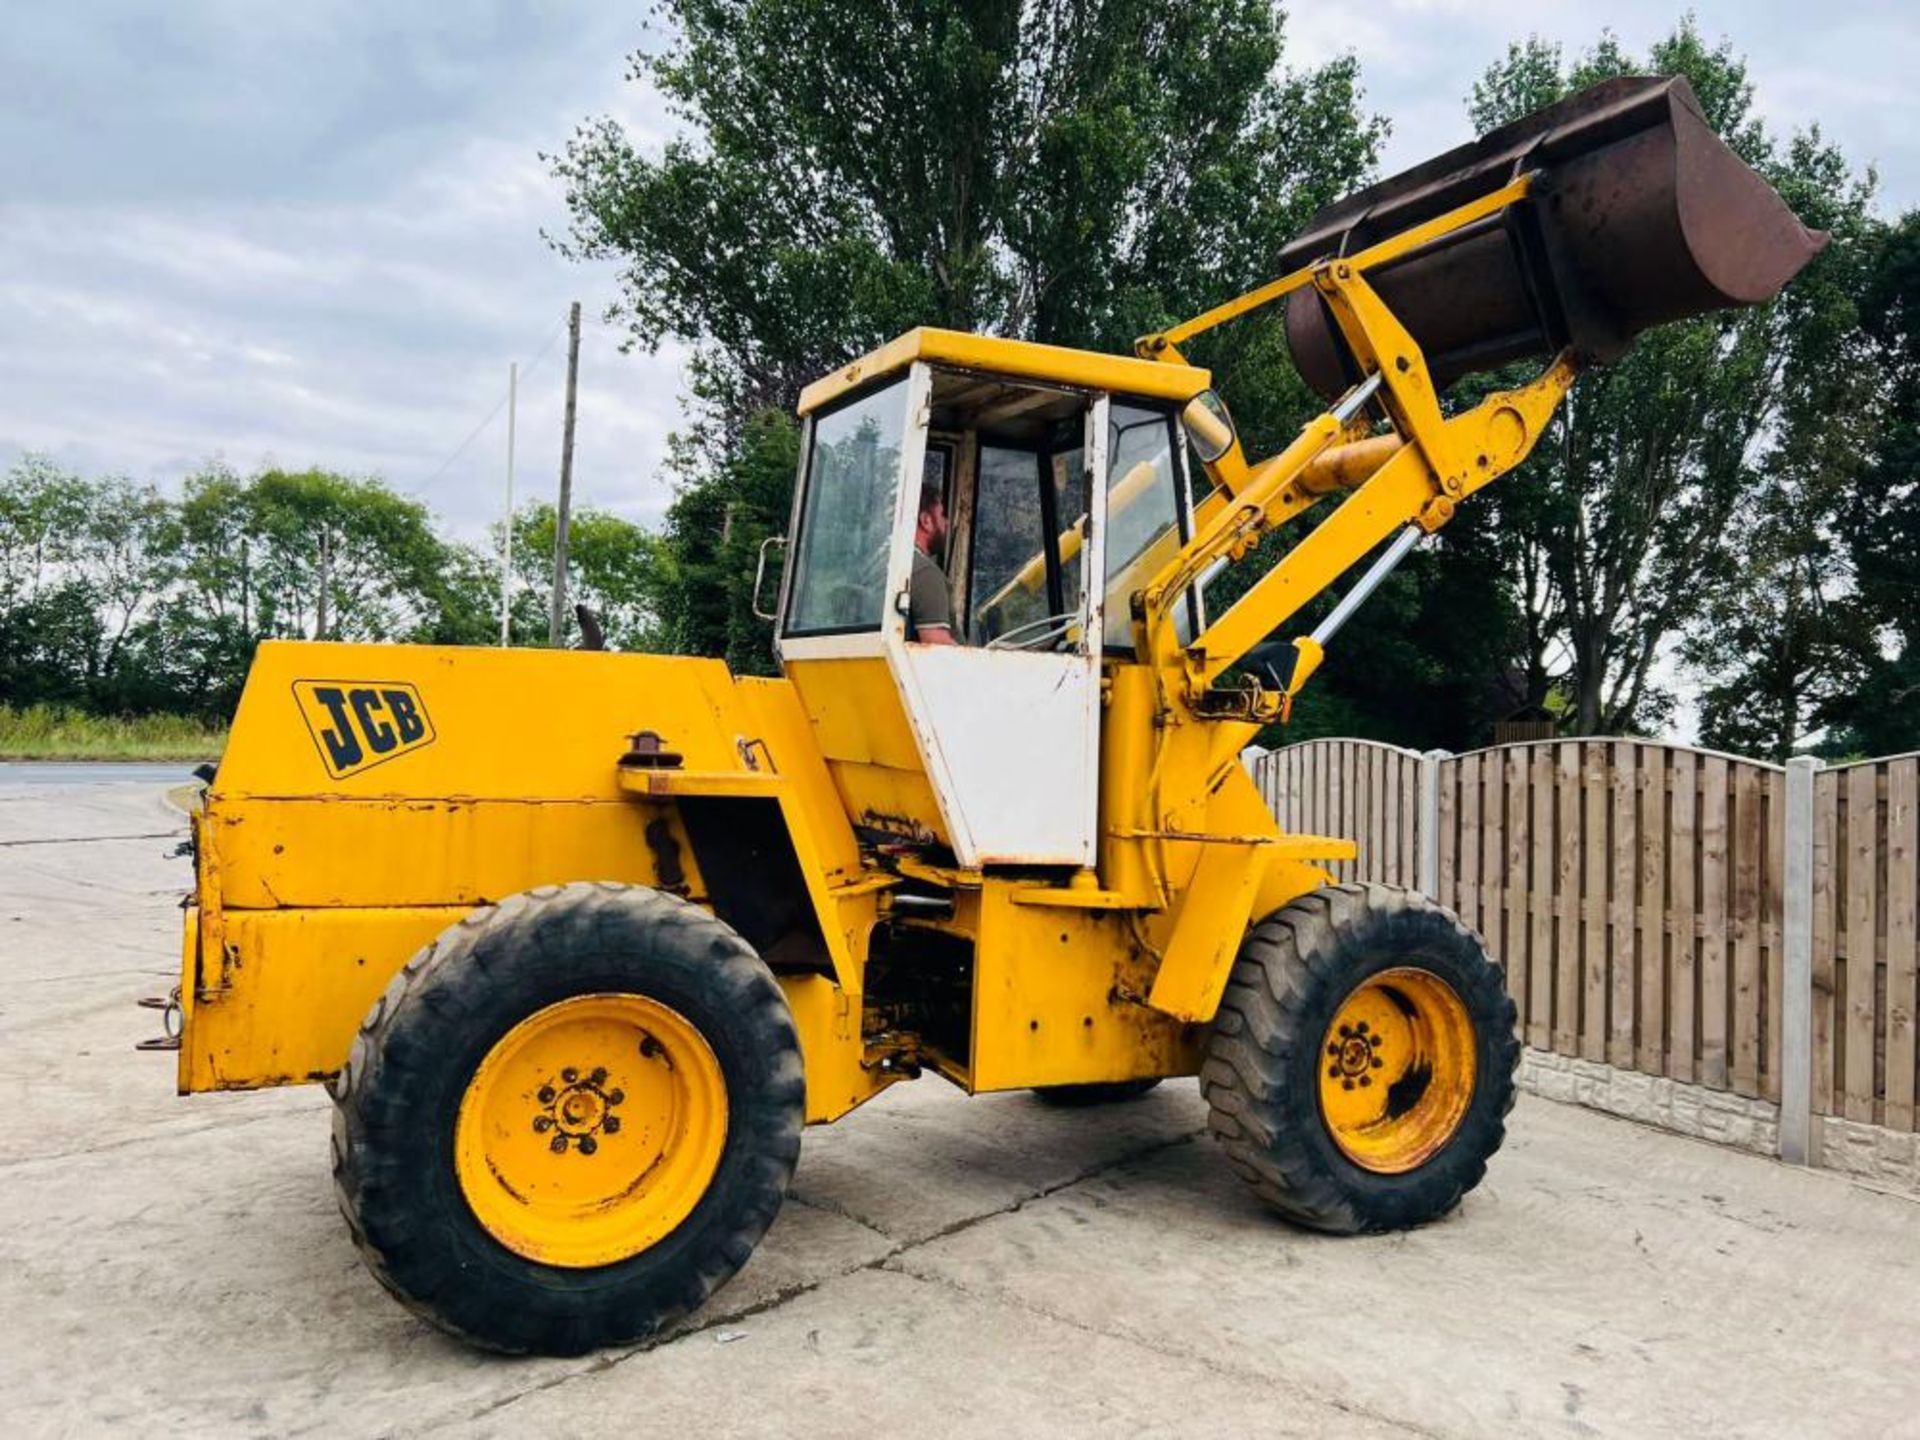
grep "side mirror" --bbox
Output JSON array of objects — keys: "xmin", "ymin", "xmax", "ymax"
[
  {"xmin": 1181, "ymin": 391, "xmax": 1237, "ymax": 463},
  {"xmin": 751, "ymin": 535, "xmax": 788, "ymax": 622}
]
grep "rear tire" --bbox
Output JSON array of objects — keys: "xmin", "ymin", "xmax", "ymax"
[
  {"xmin": 1202, "ymin": 882, "xmax": 1517, "ymax": 1234},
  {"xmin": 330, "ymin": 882, "xmax": 805, "ymax": 1354},
  {"xmin": 1030, "ymin": 1079, "xmax": 1162, "ymax": 1107}
]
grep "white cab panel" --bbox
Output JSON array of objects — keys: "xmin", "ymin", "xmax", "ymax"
[{"xmin": 893, "ymin": 644, "xmax": 1099, "ymax": 867}]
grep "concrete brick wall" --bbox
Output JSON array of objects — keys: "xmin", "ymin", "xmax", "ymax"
[{"xmin": 1517, "ymin": 1048, "xmax": 1920, "ymax": 1198}]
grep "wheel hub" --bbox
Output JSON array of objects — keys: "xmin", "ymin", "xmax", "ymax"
[
  {"xmin": 534, "ymin": 1066, "xmax": 626, "ymax": 1152},
  {"xmin": 1317, "ymin": 967, "xmax": 1476, "ymax": 1174},
  {"xmin": 454, "ymin": 995, "xmax": 728, "ymax": 1268},
  {"xmin": 1329, "ymin": 1022, "xmax": 1383, "ymax": 1086}
]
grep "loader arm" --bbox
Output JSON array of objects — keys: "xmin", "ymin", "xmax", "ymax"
[{"xmin": 1132, "ymin": 173, "xmax": 1577, "ymax": 720}]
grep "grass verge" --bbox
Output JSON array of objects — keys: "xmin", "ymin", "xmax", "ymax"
[{"xmin": 0, "ymin": 704, "xmax": 228, "ymax": 762}]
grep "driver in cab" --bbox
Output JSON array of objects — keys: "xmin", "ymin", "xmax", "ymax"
[{"xmin": 908, "ymin": 481, "xmax": 958, "ymax": 645}]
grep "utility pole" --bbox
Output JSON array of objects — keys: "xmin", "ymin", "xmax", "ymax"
[
  {"xmin": 548, "ymin": 301, "xmax": 582, "ymax": 646},
  {"xmin": 315, "ymin": 527, "xmax": 331, "ymax": 641},
  {"xmin": 499, "ymin": 361, "xmax": 517, "ymax": 646}
]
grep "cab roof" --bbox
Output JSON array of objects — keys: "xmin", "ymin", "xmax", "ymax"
[{"xmin": 796, "ymin": 326, "xmax": 1212, "ymax": 417}]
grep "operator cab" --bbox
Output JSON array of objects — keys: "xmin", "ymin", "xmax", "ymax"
[{"xmin": 771, "ymin": 329, "xmax": 1224, "ymax": 870}]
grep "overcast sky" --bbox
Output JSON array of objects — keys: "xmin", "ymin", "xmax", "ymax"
[{"xmin": 2, "ymin": 1, "xmax": 1914, "ymax": 543}]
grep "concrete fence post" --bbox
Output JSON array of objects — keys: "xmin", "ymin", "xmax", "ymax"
[
  {"xmin": 1780, "ymin": 755, "xmax": 1818, "ymax": 1166},
  {"xmin": 1418, "ymin": 748, "xmax": 1450, "ymax": 899}
]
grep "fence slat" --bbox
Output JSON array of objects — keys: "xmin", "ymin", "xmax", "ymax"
[
  {"xmin": 1733, "ymin": 764, "xmax": 1764, "ymax": 1097},
  {"xmin": 1639, "ymin": 749, "xmax": 1668, "ymax": 1074},
  {"xmin": 1887, "ymin": 758, "xmax": 1917, "ymax": 1133},
  {"xmin": 1609, "ymin": 743, "xmax": 1639, "ymax": 1067},
  {"xmin": 1845, "ymin": 764, "xmax": 1878, "ymax": 1123},
  {"xmin": 1375, "ymin": 745, "xmax": 1391, "ymax": 883},
  {"xmin": 1700, "ymin": 756, "xmax": 1730, "ymax": 1090},
  {"xmin": 1556, "ymin": 745, "xmax": 1583, "ymax": 1057},
  {"xmin": 1460, "ymin": 753, "xmax": 1481, "ymax": 937},
  {"xmin": 1400, "ymin": 753, "xmax": 1418, "ymax": 889},
  {"xmin": 1668, "ymin": 749, "xmax": 1697, "ymax": 1083},
  {"xmin": 1506, "ymin": 748, "xmax": 1529, "ymax": 1034},
  {"xmin": 1813, "ymin": 771, "xmax": 1838, "ymax": 1114},
  {"xmin": 1529, "ymin": 748, "xmax": 1554, "ymax": 1050},
  {"xmin": 1583, "ymin": 744, "xmax": 1609, "ymax": 1063},
  {"xmin": 1437, "ymin": 757, "xmax": 1458, "ymax": 909},
  {"xmin": 1484, "ymin": 752, "xmax": 1509, "ymax": 997},
  {"xmin": 1765, "ymin": 768, "xmax": 1786, "ymax": 1103}
]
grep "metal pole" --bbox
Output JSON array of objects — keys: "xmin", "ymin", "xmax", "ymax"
[
  {"xmin": 1419, "ymin": 749, "xmax": 1449, "ymax": 898},
  {"xmin": 1780, "ymin": 755, "xmax": 1818, "ymax": 1164},
  {"xmin": 500, "ymin": 361, "xmax": 517, "ymax": 647},
  {"xmin": 1309, "ymin": 525, "xmax": 1422, "ymax": 647},
  {"xmin": 548, "ymin": 302, "xmax": 581, "ymax": 647}
]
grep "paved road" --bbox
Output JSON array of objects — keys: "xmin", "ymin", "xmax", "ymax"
[
  {"xmin": 0, "ymin": 761, "xmax": 199, "ymax": 788},
  {"xmin": 4, "ymin": 781, "xmax": 1918, "ymax": 1438}
]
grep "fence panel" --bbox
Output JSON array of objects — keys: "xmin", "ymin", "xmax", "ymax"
[
  {"xmin": 1811, "ymin": 756, "xmax": 1920, "ymax": 1132},
  {"xmin": 1248, "ymin": 737, "xmax": 1916, "ymax": 1129}
]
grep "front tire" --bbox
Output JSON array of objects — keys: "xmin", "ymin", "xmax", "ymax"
[
  {"xmin": 330, "ymin": 882, "xmax": 805, "ymax": 1354},
  {"xmin": 1202, "ymin": 883, "xmax": 1517, "ymax": 1234}
]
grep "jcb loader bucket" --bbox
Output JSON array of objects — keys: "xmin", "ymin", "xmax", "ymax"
[{"xmin": 1281, "ymin": 75, "xmax": 1827, "ymax": 398}]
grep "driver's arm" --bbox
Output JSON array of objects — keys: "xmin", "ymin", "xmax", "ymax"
[{"xmin": 908, "ymin": 551, "xmax": 960, "ymax": 646}]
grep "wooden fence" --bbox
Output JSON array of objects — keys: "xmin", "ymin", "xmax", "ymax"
[{"xmin": 1248, "ymin": 738, "xmax": 1920, "ymax": 1142}]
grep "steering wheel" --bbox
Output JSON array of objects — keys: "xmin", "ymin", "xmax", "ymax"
[{"xmin": 984, "ymin": 612, "xmax": 1079, "ymax": 652}]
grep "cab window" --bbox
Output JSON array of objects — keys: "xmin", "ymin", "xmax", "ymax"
[
  {"xmin": 784, "ymin": 380, "xmax": 909, "ymax": 635},
  {"xmin": 1103, "ymin": 404, "xmax": 1197, "ymax": 651}
]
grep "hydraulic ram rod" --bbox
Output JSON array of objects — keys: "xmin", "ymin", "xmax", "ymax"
[{"xmin": 1310, "ymin": 524, "xmax": 1421, "ymax": 647}]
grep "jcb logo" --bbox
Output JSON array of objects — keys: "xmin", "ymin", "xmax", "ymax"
[{"xmin": 292, "ymin": 681, "xmax": 436, "ymax": 779}]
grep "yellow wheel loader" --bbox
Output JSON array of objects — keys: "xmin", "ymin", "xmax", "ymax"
[{"xmin": 148, "ymin": 77, "xmax": 1822, "ymax": 1354}]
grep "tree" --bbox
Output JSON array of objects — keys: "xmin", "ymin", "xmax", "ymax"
[
  {"xmin": 500, "ymin": 500, "xmax": 670, "ymax": 652},
  {"xmin": 552, "ymin": 0, "xmax": 1384, "ymax": 660},
  {"xmin": 1467, "ymin": 23, "xmax": 1879, "ymax": 738},
  {"xmin": 555, "ymin": 1, "xmax": 1379, "ymax": 432},
  {"xmin": 149, "ymin": 466, "xmax": 491, "ymax": 719},
  {"xmin": 641, "ymin": 409, "xmax": 799, "ymax": 674},
  {"xmin": 1824, "ymin": 210, "xmax": 1920, "ymax": 757},
  {"xmin": 0, "ymin": 458, "xmax": 98, "ymax": 708},
  {"xmin": 0, "ymin": 458, "xmax": 180, "ymax": 712}
]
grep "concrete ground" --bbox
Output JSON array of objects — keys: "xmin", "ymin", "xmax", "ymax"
[{"xmin": 4, "ymin": 775, "xmax": 1918, "ymax": 1440}]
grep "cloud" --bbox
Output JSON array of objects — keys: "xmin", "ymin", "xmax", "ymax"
[
  {"xmin": 0, "ymin": 0, "xmax": 1912, "ymax": 568},
  {"xmin": 0, "ymin": 4, "xmax": 688, "ymax": 539}
]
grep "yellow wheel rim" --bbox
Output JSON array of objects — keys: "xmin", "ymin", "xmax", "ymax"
[
  {"xmin": 454, "ymin": 993, "xmax": 728, "ymax": 1268},
  {"xmin": 1317, "ymin": 967, "xmax": 1476, "ymax": 1174}
]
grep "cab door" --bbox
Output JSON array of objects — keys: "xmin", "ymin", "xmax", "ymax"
[
  {"xmin": 889, "ymin": 389, "xmax": 1108, "ymax": 868},
  {"xmin": 776, "ymin": 362, "xmax": 1109, "ymax": 869}
]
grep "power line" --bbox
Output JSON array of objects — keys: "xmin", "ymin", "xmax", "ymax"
[{"xmin": 410, "ymin": 313, "xmax": 569, "ymax": 497}]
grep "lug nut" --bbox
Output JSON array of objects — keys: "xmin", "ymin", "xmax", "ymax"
[
  {"xmin": 538, "ymin": 1086, "xmax": 555, "ymax": 1104},
  {"xmin": 1372, "ymin": 1057, "xmax": 1383, "ymax": 1069},
  {"xmin": 532, "ymin": 1116, "xmax": 553, "ymax": 1133},
  {"xmin": 603, "ymin": 1116, "xmax": 621, "ymax": 1134},
  {"xmin": 1329, "ymin": 1066, "xmax": 1341, "ymax": 1079},
  {"xmin": 561, "ymin": 1067, "xmax": 579, "ymax": 1084},
  {"xmin": 608, "ymin": 1088, "xmax": 625, "ymax": 1105},
  {"xmin": 590, "ymin": 1067, "xmax": 608, "ymax": 1085},
  {"xmin": 1327, "ymin": 1043, "xmax": 1341, "ymax": 1057},
  {"xmin": 578, "ymin": 1135, "xmax": 598, "ymax": 1156},
  {"xmin": 1342, "ymin": 1079, "xmax": 1355, "ymax": 1091},
  {"xmin": 1359, "ymin": 1075, "xmax": 1372, "ymax": 1088},
  {"xmin": 1355, "ymin": 1021, "xmax": 1369, "ymax": 1035},
  {"xmin": 550, "ymin": 1135, "xmax": 568, "ymax": 1153}
]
